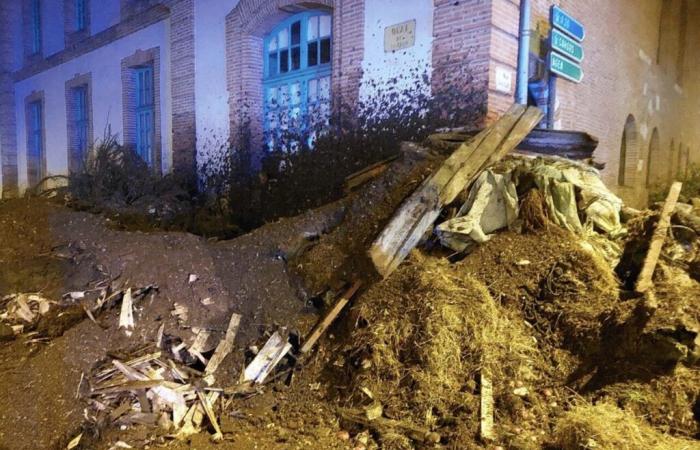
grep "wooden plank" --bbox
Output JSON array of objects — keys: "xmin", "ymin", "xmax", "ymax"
[
  {"xmin": 343, "ymin": 155, "xmax": 399, "ymax": 193},
  {"xmin": 439, "ymin": 105, "xmax": 526, "ymax": 204},
  {"xmin": 516, "ymin": 129, "xmax": 599, "ymax": 160},
  {"xmin": 300, "ymin": 281, "xmax": 362, "ymax": 354},
  {"xmin": 243, "ymin": 331, "xmax": 292, "ymax": 383},
  {"xmin": 337, "ymin": 408, "xmax": 440, "ymax": 444},
  {"xmin": 369, "ymin": 105, "xmax": 543, "ymax": 278},
  {"xmin": 636, "ymin": 181, "xmax": 683, "ymax": 293},
  {"xmin": 197, "ymin": 390, "xmax": 223, "ymax": 441},
  {"xmin": 479, "ymin": 372, "xmax": 495, "ymax": 442},
  {"xmin": 118, "ymin": 288, "xmax": 134, "ymax": 337},
  {"xmin": 203, "ymin": 313, "xmax": 241, "ymax": 380}
]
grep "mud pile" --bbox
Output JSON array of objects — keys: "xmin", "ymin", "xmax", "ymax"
[
  {"xmin": 2, "ymin": 134, "xmax": 700, "ymax": 449},
  {"xmin": 325, "ymin": 226, "xmax": 700, "ymax": 449}
]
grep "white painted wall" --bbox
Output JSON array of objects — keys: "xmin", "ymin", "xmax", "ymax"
[
  {"xmin": 359, "ymin": 0, "xmax": 434, "ymax": 108},
  {"xmin": 43, "ymin": 0, "xmax": 65, "ymax": 57},
  {"xmin": 91, "ymin": 1, "xmax": 121, "ymax": 35},
  {"xmin": 194, "ymin": 0, "xmax": 239, "ymax": 178},
  {"xmin": 14, "ymin": 20, "xmax": 171, "ymax": 191}
]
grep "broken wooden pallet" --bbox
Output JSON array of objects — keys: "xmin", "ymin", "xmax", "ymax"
[{"xmin": 369, "ymin": 104, "xmax": 544, "ymax": 278}]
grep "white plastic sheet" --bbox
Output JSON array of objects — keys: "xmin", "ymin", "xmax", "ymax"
[{"xmin": 436, "ymin": 156, "xmax": 624, "ymax": 252}]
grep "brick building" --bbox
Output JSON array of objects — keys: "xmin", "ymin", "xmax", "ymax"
[{"xmin": 0, "ymin": 0, "xmax": 698, "ymax": 207}]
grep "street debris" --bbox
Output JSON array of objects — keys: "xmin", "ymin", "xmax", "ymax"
[
  {"xmin": 203, "ymin": 312, "xmax": 241, "ymax": 383},
  {"xmin": 243, "ymin": 330, "xmax": 292, "ymax": 384},
  {"xmin": 636, "ymin": 181, "xmax": 682, "ymax": 293},
  {"xmin": 84, "ymin": 310, "xmax": 246, "ymax": 443},
  {"xmin": 370, "ymin": 104, "xmax": 543, "ymax": 278},
  {"xmin": 2, "ymin": 102, "xmax": 700, "ymax": 449},
  {"xmin": 300, "ymin": 281, "xmax": 362, "ymax": 354},
  {"xmin": 118, "ymin": 288, "xmax": 134, "ymax": 337},
  {"xmin": 170, "ymin": 303, "xmax": 188, "ymax": 324}
]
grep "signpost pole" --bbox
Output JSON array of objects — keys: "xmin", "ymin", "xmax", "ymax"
[{"xmin": 547, "ymin": 10, "xmax": 556, "ymax": 129}]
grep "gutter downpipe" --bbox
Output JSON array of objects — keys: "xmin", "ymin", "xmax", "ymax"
[{"xmin": 515, "ymin": 0, "xmax": 531, "ymax": 105}]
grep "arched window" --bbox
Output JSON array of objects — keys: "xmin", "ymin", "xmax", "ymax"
[
  {"xmin": 619, "ymin": 115, "xmax": 638, "ymax": 186},
  {"xmin": 646, "ymin": 128, "xmax": 661, "ymax": 187},
  {"xmin": 263, "ymin": 11, "xmax": 332, "ymax": 149},
  {"xmin": 681, "ymin": 144, "xmax": 690, "ymax": 179},
  {"xmin": 669, "ymin": 138, "xmax": 677, "ymax": 181},
  {"xmin": 677, "ymin": 0, "xmax": 688, "ymax": 85}
]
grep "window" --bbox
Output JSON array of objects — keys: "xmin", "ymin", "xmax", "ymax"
[
  {"xmin": 73, "ymin": 86, "xmax": 89, "ymax": 164},
  {"xmin": 135, "ymin": 66, "xmax": 155, "ymax": 164},
  {"xmin": 677, "ymin": 0, "xmax": 688, "ymax": 85},
  {"xmin": 646, "ymin": 128, "xmax": 661, "ymax": 187},
  {"xmin": 263, "ymin": 11, "xmax": 332, "ymax": 149},
  {"xmin": 618, "ymin": 115, "xmax": 638, "ymax": 187},
  {"xmin": 75, "ymin": 0, "xmax": 87, "ymax": 31},
  {"xmin": 28, "ymin": 100, "xmax": 44, "ymax": 185},
  {"xmin": 31, "ymin": 0, "xmax": 41, "ymax": 55}
]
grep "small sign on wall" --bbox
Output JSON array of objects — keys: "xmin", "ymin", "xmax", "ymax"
[
  {"xmin": 495, "ymin": 66, "xmax": 513, "ymax": 94},
  {"xmin": 384, "ymin": 20, "xmax": 416, "ymax": 52}
]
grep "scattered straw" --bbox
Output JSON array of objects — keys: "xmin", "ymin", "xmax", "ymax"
[{"xmin": 554, "ymin": 402, "xmax": 699, "ymax": 450}]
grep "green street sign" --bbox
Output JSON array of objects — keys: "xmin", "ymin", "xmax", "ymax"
[
  {"xmin": 550, "ymin": 52, "xmax": 583, "ymax": 83},
  {"xmin": 551, "ymin": 29, "xmax": 584, "ymax": 63},
  {"xmin": 551, "ymin": 5, "xmax": 585, "ymax": 42}
]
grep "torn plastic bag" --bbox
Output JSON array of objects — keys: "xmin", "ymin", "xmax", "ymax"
[{"xmin": 436, "ymin": 170, "xmax": 519, "ymax": 252}]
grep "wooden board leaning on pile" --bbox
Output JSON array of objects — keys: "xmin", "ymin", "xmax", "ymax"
[{"xmin": 370, "ymin": 104, "xmax": 544, "ymax": 278}]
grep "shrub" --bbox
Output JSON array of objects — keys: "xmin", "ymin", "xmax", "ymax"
[{"xmin": 68, "ymin": 133, "xmax": 158, "ymax": 207}]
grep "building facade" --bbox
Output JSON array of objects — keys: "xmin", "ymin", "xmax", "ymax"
[{"xmin": 0, "ymin": 0, "xmax": 698, "ymax": 207}]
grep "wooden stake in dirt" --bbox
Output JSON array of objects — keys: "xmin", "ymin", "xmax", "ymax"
[
  {"xmin": 479, "ymin": 372, "xmax": 495, "ymax": 442},
  {"xmin": 370, "ymin": 105, "xmax": 544, "ymax": 278},
  {"xmin": 636, "ymin": 181, "xmax": 683, "ymax": 293},
  {"xmin": 300, "ymin": 281, "xmax": 362, "ymax": 354}
]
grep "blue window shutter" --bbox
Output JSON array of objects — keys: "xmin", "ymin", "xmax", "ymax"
[
  {"xmin": 135, "ymin": 66, "xmax": 155, "ymax": 164},
  {"xmin": 31, "ymin": 0, "xmax": 41, "ymax": 54},
  {"xmin": 29, "ymin": 101, "xmax": 43, "ymax": 174},
  {"xmin": 74, "ymin": 86, "xmax": 88, "ymax": 158},
  {"xmin": 262, "ymin": 11, "xmax": 332, "ymax": 150},
  {"xmin": 75, "ymin": 0, "xmax": 86, "ymax": 31}
]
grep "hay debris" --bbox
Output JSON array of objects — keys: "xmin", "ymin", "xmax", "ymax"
[
  {"xmin": 520, "ymin": 188, "xmax": 549, "ymax": 233},
  {"xmin": 346, "ymin": 252, "xmax": 538, "ymax": 443},
  {"xmin": 554, "ymin": 403, "xmax": 699, "ymax": 450}
]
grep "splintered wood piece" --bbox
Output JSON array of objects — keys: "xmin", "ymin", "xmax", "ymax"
[
  {"xmin": 92, "ymin": 379, "xmax": 167, "ymax": 395},
  {"xmin": 636, "ymin": 181, "xmax": 683, "ymax": 293},
  {"xmin": 191, "ymin": 391, "xmax": 219, "ymax": 430},
  {"xmin": 96, "ymin": 352, "xmax": 161, "ymax": 380},
  {"xmin": 118, "ymin": 288, "xmax": 134, "ymax": 336},
  {"xmin": 156, "ymin": 323, "xmax": 165, "ymax": 349},
  {"xmin": 343, "ymin": 154, "xmax": 399, "ymax": 193},
  {"xmin": 113, "ymin": 360, "xmax": 149, "ymax": 381},
  {"xmin": 13, "ymin": 295, "xmax": 35, "ymax": 322},
  {"xmin": 204, "ymin": 313, "xmax": 242, "ymax": 379},
  {"xmin": 176, "ymin": 402, "xmax": 199, "ymax": 435},
  {"xmin": 243, "ymin": 331, "xmax": 292, "ymax": 383},
  {"xmin": 66, "ymin": 433, "xmax": 83, "ymax": 450},
  {"xmin": 480, "ymin": 372, "xmax": 495, "ymax": 442},
  {"xmin": 337, "ymin": 408, "xmax": 440, "ymax": 444},
  {"xmin": 300, "ymin": 281, "xmax": 362, "ymax": 354},
  {"xmin": 197, "ymin": 390, "xmax": 223, "ymax": 441},
  {"xmin": 109, "ymin": 401, "xmax": 133, "ymax": 421}
]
